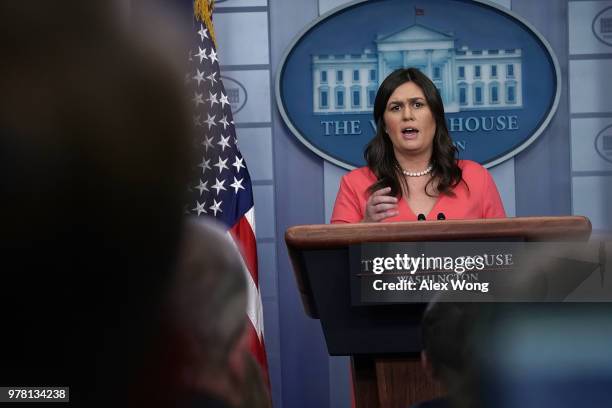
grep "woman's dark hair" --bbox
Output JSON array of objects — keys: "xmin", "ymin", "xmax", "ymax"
[{"xmin": 365, "ymin": 67, "xmax": 462, "ymax": 197}]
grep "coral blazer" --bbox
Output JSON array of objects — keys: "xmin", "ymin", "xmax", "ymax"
[{"xmin": 331, "ymin": 160, "xmax": 506, "ymax": 223}]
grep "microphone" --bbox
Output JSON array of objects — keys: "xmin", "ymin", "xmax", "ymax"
[
  {"xmin": 437, "ymin": 212, "xmax": 446, "ymax": 220},
  {"xmin": 417, "ymin": 213, "xmax": 426, "ymax": 221}
]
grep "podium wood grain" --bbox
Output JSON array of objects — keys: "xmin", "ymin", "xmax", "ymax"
[{"xmin": 352, "ymin": 355, "xmax": 443, "ymax": 408}]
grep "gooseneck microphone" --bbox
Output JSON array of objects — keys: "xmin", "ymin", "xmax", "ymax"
[
  {"xmin": 417, "ymin": 213, "xmax": 426, "ymax": 221},
  {"xmin": 437, "ymin": 212, "xmax": 446, "ymax": 220}
]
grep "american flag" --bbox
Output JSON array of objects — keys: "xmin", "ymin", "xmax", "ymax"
[{"xmin": 186, "ymin": 1, "xmax": 269, "ymax": 381}]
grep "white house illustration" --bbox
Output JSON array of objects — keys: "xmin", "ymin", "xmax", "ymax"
[{"xmin": 312, "ymin": 24, "xmax": 522, "ymax": 114}]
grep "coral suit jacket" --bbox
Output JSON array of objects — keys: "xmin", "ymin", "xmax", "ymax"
[{"xmin": 331, "ymin": 160, "xmax": 506, "ymax": 223}]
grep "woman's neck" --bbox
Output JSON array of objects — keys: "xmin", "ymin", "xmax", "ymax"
[{"xmin": 395, "ymin": 152, "xmax": 432, "ymax": 172}]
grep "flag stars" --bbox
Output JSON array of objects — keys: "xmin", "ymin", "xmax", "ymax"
[
  {"xmin": 197, "ymin": 157, "xmax": 212, "ymax": 173},
  {"xmin": 192, "ymin": 92, "xmax": 204, "ymax": 106},
  {"xmin": 218, "ymin": 135, "xmax": 231, "ymax": 152},
  {"xmin": 193, "ymin": 201, "xmax": 207, "ymax": 216},
  {"xmin": 230, "ymin": 177, "xmax": 245, "ymax": 194},
  {"xmin": 195, "ymin": 179, "xmax": 209, "ymax": 196},
  {"xmin": 193, "ymin": 69, "xmax": 205, "ymax": 87},
  {"xmin": 207, "ymin": 91, "xmax": 219, "ymax": 107},
  {"xmin": 210, "ymin": 199, "xmax": 223, "ymax": 216},
  {"xmin": 206, "ymin": 72, "xmax": 217, "ymax": 86},
  {"xmin": 209, "ymin": 48, "xmax": 219, "ymax": 64},
  {"xmin": 232, "ymin": 156, "xmax": 246, "ymax": 173},
  {"xmin": 201, "ymin": 136, "xmax": 215, "ymax": 152},
  {"xmin": 197, "ymin": 24, "xmax": 209, "ymax": 42},
  {"xmin": 219, "ymin": 115, "xmax": 230, "ymax": 130},
  {"xmin": 219, "ymin": 92, "xmax": 230, "ymax": 109},
  {"xmin": 211, "ymin": 178, "xmax": 227, "ymax": 195},
  {"xmin": 214, "ymin": 156, "xmax": 229, "ymax": 174},
  {"xmin": 193, "ymin": 115, "xmax": 202, "ymax": 127},
  {"xmin": 204, "ymin": 114, "xmax": 217, "ymax": 129},
  {"xmin": 195, "ymin": 47, "xmax": 208, "ymax": 63}
]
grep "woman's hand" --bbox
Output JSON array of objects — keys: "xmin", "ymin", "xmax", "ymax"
[{"xmin": 362, "ymin": 187, "xmax": 399, "ymax": 222}]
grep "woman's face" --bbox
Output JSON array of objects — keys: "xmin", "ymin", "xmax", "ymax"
[{"xmin": 382, "ymin": 81, "xmax": 436, "ymax": 162}]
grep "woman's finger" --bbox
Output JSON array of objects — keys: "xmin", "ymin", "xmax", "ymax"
[
  {"xmin": 372, "ymin": 209, "xmax": 399, "ymax": 221},
  {"xmin": 370, "ymin": 195, "xmax": 398, "ymax": 206},
  {"xmin": 370, "ymin": 186, "xmax": 392, "ymax": 197},
  {"xmin": 373, "ymin": 203, "xmax": 397, "ymax": 213}
]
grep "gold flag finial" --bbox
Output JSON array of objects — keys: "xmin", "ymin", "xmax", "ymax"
[{"xmin": 194, "ymin": 0, "xmax": 217, "ymax": 48}]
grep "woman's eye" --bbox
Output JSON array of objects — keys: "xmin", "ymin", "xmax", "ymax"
[
  {"xmin": 390, "ymin": 105, "xmax": 400, "ymax": 111},
  {"xmin": 413, "ymin": 102, "xmax": 424, "ymax": 108}
]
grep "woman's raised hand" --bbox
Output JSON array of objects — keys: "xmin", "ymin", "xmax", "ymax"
[{"xmin": 362, "ymin": 187, "xmax": 399, "ymax": 222}]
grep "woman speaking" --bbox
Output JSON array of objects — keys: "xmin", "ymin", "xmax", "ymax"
[{"xmin": 331, "ymin": 68, "xmax": 506, "ymax": 223}]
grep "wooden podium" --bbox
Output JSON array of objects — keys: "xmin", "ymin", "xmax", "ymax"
[{"xmin": 285, "ymin": 216, "xmax": 591, "ymax": 408}]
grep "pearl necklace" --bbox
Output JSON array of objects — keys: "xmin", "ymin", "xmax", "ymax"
[{"xmin": 402, "ymin": 164, "xmax": 433, "ymax": 177}]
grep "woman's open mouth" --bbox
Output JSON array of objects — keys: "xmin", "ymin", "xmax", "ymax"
[{"xmin": 401, "ymin": 127, "xmax": 419, "ymax": 138}]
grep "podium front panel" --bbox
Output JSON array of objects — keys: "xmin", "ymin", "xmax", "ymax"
[{"xmin": 303, "ymin": 248, "xmax": 425, "ymax": 355}]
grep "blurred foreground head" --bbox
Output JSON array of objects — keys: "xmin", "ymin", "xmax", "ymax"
[
  {"xmin": 164, "ymin": 219, "xmax": 270, "ymax": 408},
  {"xmin": 0, "ymin": 2, "xmax": 192, "ymax": 406},
  {"xmin": 420, "ymin": 296, "xmax": 495, "ymax": 408}
]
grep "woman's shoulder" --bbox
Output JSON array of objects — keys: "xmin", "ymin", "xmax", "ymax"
[
  {"xmin": 343, "ymin": 166, "xmax": 377, "ymax": 183},
  {"xmin": 457, "ymin": 159, "xmax": 486, "ymax": 171},
  {"xmin": 457, "ymin": 159, "xmax": 489, "ymax": 179},
  {"xmin": 339, "ymin": 166, "xmax": 377, "ymax": 195}
]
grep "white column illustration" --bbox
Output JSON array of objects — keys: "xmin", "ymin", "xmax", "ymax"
[{"xmin": 426, "ymin": 49, "xmax": 433, "ymax": 78}]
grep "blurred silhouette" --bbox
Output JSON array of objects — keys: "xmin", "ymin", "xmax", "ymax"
[
  {"xmin": 160, "ymin": 219, "xmax": 271, "ymax": 408},
  {"xmin": 412, "ymin": 299, "xmax": 492, "ymax": 408},
  {"xmin": 0, "ymin": 2, "xmax": 192, "ymax": 406},
  {"xmin": 420, "ymin": 247, "xmax": 612, "ymax": 408}
]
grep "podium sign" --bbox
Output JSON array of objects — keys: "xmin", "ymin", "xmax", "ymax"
[{"xmin": 351, "ymin": 241, "xmax": 523, "ymax": 304}]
